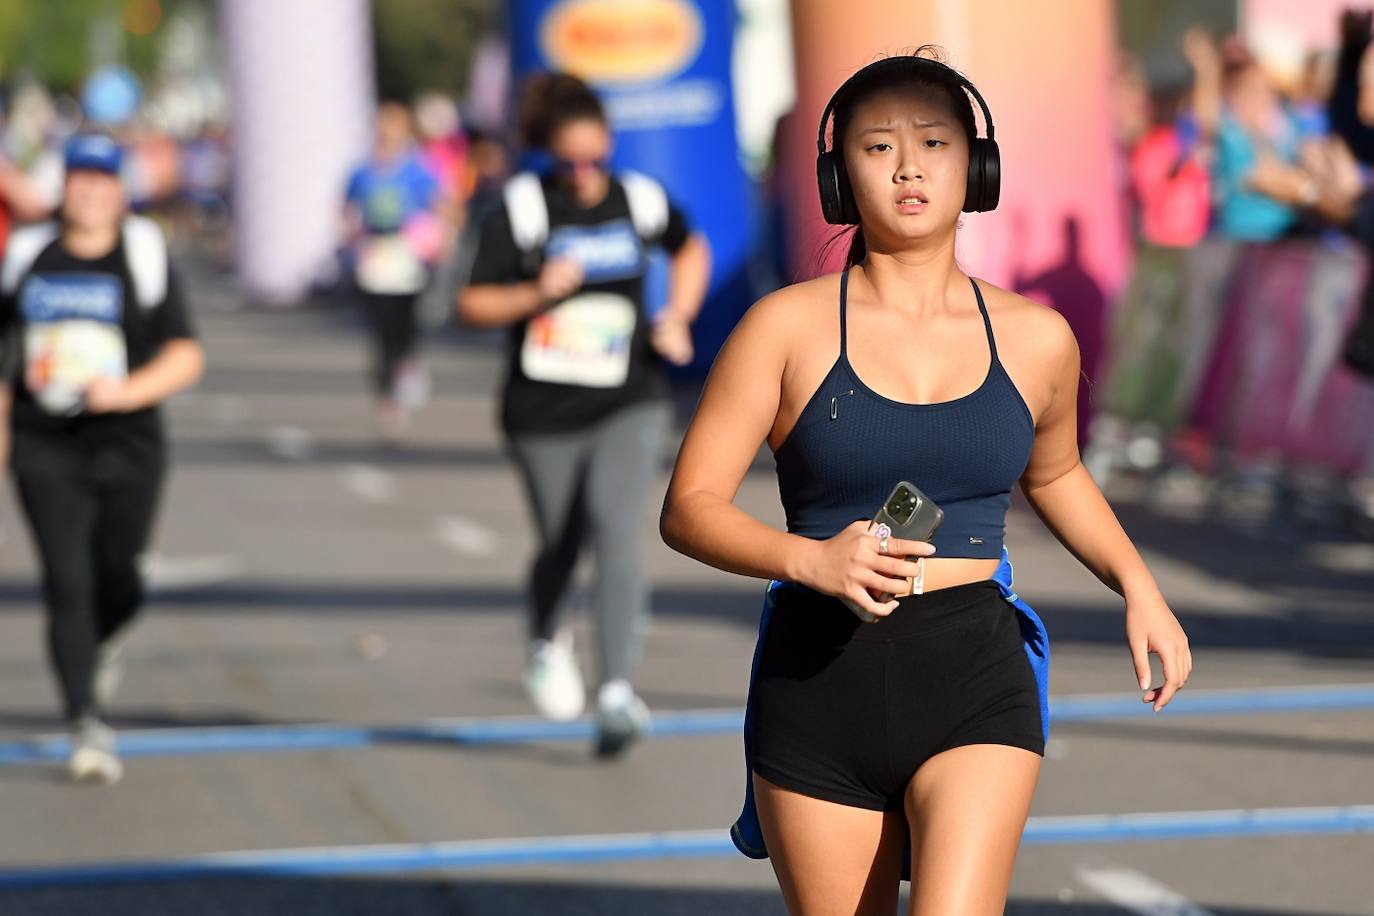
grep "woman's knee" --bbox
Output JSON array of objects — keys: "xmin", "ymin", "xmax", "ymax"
[
  {"xmin": 96, "ymin": 562, "xmax": 144, "ymax": 622},
  {"xmin": 41, "ymin": 563, "xmax": 97, "ymax": 617}
]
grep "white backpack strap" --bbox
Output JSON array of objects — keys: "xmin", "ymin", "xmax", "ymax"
[
  {"xmin": 502, "ymin": 170, "xmax": 549, "ymax": 253},
  {"xmin": 1, "ymin": 222, "xmax": 60, "ymax": 295},
  {"xmin": 619, "ymin": 169, "xmax": 669, "ymax": 241},
  {"xmin": 121, "ymin": 215, "xmax": 168, "ymax": 309}
]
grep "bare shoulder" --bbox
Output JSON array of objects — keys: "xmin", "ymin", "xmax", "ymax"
[
  {"xmin": 738, "ymin": 273, "xmax": 839, "ymax": 327},
  {"xmin": 972, "ymin": 280, "xmax": 1079, "ymax": 421},
  {"xmin": 722, "ymin": 272, "xmax": 842, "ymax": 360},
  {"xmin": 973, "ymin": 280, "xmax": 1078, "ymax": 364}
]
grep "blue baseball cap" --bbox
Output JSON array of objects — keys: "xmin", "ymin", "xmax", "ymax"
[{"xmin": 64, "ymin": 133, "xmax": 124, "ymax": 176}]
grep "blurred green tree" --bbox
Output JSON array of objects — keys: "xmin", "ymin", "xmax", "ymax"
[
  {"xmin": 372, "ymin": 0, "xmax": 494, "ymax": 101},
  {"xmin": 0, "ymin": 0, "xmax": 204, "ymax": 93}
]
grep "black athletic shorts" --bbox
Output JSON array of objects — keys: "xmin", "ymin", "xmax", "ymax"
[{"xmin": 749, "ymin": 578, "xmax": 1045, "ymax": 812}]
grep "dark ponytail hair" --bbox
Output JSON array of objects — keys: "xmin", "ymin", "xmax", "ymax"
[
  {"xmin": 845, "ymin": 226, "xmax": 867, "ymax": 269},
  {"xmin": 822, "ymin": 45, "xmax": 980, "ymax": 270},
  {"xmin": 517, "ymin": 72, "xmax": 607, "ymax": 150}
]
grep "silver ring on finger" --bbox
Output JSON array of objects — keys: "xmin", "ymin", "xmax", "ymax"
[{"xmin": 874, "ymin": 522, "xmax": 891, "ymax": 556}]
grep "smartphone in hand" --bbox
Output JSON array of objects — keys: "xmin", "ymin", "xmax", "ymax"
[{"xmin": 841, "ymin": 481, "xmax": 944, "ymax": 622}]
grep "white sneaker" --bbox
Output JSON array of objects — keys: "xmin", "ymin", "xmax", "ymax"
[
  {"xmin": 595, "ymin": 679, "xmax": 650, "ymax": 758},
  {"xmin": 523, "ymin": 632, "xmax": 585, "ymax": 721},
  {"xmin": 94, "ymin": 637, "xmax": 127, "ymax": 708},
  {"xmin": 68, "ymin": 716, "xmax": 123, "ymax": 785}
]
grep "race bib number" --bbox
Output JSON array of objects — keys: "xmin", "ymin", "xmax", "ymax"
[
  {"xmin": 546, "ymin": 220, "xmax": 641, "ymax": 283},
  {"xmin": 520, "ymin": 292, "xmax": 637, "ymax": 388},
  {"xmin": 20, "ymin": 273, "xmax": 128, "ymax": 415},
  {"xmin": 356, "ymin": 233, "xmax": 427, "ymax": 295}
]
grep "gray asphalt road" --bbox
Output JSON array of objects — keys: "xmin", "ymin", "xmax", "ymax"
[{"xmin": 0, "ymin": 271, "xmax": 1370, "ymax": 915}]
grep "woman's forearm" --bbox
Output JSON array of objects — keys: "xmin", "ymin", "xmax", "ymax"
[
  {"xmin": 1246, "ymin": 159, "xmax": 1316, "ymax": 206},
  {"xmin": 660, "ymin": 233, "xmax": 711, "ymax": 323},
  {"xmin": 661, "ymin": 489, "xmax": 818, "ymax": 584},
  {"xmin": 124, "ymin": 339, "xmax": 205, "ymax": 409},
  {"xmin": 1189, "ymin": 62, "xmax": 1221, "ymax": 138},
  {"xmin": 456, "ymin": 282, "xmax": 545, "ymax": 327},
  {"xmin": 1019, "ymin": 461, "xmax": 1162, "ymax": 601}
]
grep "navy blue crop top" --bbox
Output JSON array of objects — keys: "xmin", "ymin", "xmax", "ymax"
[{"xmin": 773, "ymin": 269, "xmax": 1036, "ymax": 559}]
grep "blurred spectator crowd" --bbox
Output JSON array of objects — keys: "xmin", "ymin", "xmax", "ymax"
[{"xmin": 1093, "ymin": 10, "xmax": 1374, "ymax": 538}]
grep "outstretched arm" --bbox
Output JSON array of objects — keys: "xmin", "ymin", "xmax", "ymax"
[
  {"xmin": 1017, "ymin": 311, "xmax": 1192, "ymax": 712},
  {"xmin": 1182, "ymin": 26, "xmax": 1222, "ymax": 139}
]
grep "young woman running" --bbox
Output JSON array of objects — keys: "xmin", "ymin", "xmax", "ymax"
[
  {"xmin": 0, "ymin": 133, "xmax": 204, "ymax": 783},
  {"xmin": 458, "ymin": 73, "xmax": 711, "ymax": 756},
  {"xmin": 660, "ymin": 50, "xmax": 1192, "ymax": 914},
  {"xmin": 344, "ymin": 100, "xmax": 449, "ymax": 442}
]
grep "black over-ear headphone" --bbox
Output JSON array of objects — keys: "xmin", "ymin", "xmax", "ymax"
[{"xmin": 815, "ymin": 55, "xmax": 1001, "ymax": 222}]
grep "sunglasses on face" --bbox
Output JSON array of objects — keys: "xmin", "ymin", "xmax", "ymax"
[{"xmin": 552, "ymin": 156, "xmax": 609, "ymax": 175}]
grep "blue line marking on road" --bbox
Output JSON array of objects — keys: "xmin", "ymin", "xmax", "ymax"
[
  {"xmin": 0, "ymin": 805, "xmax": 1370, "ymax": 888},
  {"xmin": 2, "ymin": 684, "xmax": 1373, "ymax": 765}
]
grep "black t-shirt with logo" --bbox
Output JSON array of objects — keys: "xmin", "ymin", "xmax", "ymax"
[
  {"xmin": 467, "ymin": 172, "xmax": 690, "ymax": 436},
  {"xmin": 0, "ymin": 235, "xmax": 196, "ymax": 456}
]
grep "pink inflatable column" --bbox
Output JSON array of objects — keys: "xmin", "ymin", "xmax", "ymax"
[
  {"xmin": 781, "ymin": 0, "xmax": 1130, "ymax": 443},
  {"xmin": 220, "ymin": 0, "xmax": 376, "ymax": 305}
]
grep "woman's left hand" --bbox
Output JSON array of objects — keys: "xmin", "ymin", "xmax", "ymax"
[
  {"xmin": 85, "ymin": 377, "xmax": 138, "ymax": 414},
  {"xmin": 651, "ymin": 312, "xmax": 694, "ymax": 366},
  {"xmin": 1125, "ymin": 594, "xmax": 1191, "ymax": 712}
]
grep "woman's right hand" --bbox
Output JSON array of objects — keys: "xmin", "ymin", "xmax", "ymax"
[
  {"xmin": 1180, "ymin": 25, "xmax": 1218, "ymax": 74},
  {"xmin": 800, "ymin": 519, "xmax": 936, "ymax": 619},
  {"xmin": 536, "ymin": 256, "xmax": 584, "ymax": 304}
]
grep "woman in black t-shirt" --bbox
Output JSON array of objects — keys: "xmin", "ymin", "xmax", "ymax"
[
  {"xmin": 0, "ymin": 133, "xmax": 204, "ymax": 784},
  {"xmin": 458, "ymin": 73, "xmax": 710, "ymax": 757}
]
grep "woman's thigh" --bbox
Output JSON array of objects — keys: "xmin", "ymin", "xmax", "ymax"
[
  {"xmin": 582, "ymin": 400, "xmax": 670, "ymax": 531},
  {"xmin": 903, "ymin": 743, "xmax": 1041, "ymax": 916},
  {"xmin": 506, "ymin": 432, "xmax": 590, "ymax": 544},
  {"xmin": 13, "ymin": 466, "xmax": 99, "ymax": 585},
  {"xmin": 754, "ymin": 772, "xmax": 907, "ymax": 916}
]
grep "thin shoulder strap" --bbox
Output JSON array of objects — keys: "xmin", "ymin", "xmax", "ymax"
[
  {"xmin": 970, "ymin": 277, "xmax": 998, "ymax": 363},
  {"xmin": 839, "ymin": 267, "xmax": 850, "ymax": 357}
]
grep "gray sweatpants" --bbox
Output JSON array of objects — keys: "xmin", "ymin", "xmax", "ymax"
[{"xmin": 506, "ymin": 399, "xmax": 671, "ymax": 687}]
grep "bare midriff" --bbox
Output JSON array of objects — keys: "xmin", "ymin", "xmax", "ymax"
[{"xmin": 891, "ymin": 556, "xmax": 1002, "ymax": 595}]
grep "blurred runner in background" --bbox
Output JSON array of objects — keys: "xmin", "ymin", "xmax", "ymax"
[
  {"xmin": 458, "ymin": 72, "xmax": 710, "ymax": 757},
  {"xmin": 0, "ymin": 133, "xmax": 203, "ymax": 784},
  {"xmin": 343, "ymin": 101, "xmax": 448, "ymax": 442}
]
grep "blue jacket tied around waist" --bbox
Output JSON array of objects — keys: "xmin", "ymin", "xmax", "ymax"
[{"xmin": 729, "ymin": 544, "xmax": 1051, "ymax": 882}]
